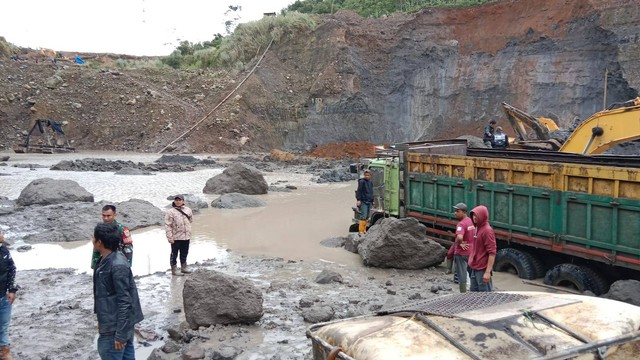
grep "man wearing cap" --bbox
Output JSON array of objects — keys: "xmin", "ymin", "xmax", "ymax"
[
  {"xmin": 91, "ymin": 205, "xmax": 133, "ymax": 269},
  {"xmin": 164, "ymin": 195, "xmax": 194, "ymax": 276},
  {"xmin": 452, "ymin": 203, "xmax": 474, "ymax": 293}
]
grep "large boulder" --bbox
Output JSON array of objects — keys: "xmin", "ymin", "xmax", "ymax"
[
  {"xmin": 344, "ymin": 233, "xmax": 363, "ymax": 253},
  {"xmin": 302, "ymin": 305, "xmax": 335, "ymax": 323},
  {"xmin": 210, "ymin": 193, "xmax": 266, "ymax": 209},
  {"xmin": 602, "ymin": 280, "xmax": 640, "ymax": 306},
  {"xmin": 0, "ymin": 199, "xmax": 163, "ymax": 243},
  {"xmin": 16, "ymin": 178, "xmax": 94, "ymax": 206},
  {"xmin": 203, "ymin": 163, "xmax": 268, "ymax": 195},
  {"xmin": 108, "ymin": 199, "xmax": 164, "ymax": 230},
  {"xmin": 358, "ymin": 217, "xmax": 446, "ymax": 269},
  {"xmin": 183, "ymin": 270, "xmax": 263, "ymax": 328},
  {"xmin": 315, "ymin": 270, "xmax": 343, "ymax": 284}
]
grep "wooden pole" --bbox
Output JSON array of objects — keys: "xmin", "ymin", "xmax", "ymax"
[{"xmin": 603, "ymin": 68, "xmax": 608, "ymax": 110}]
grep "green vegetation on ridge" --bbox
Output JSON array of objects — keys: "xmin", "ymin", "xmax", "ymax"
[
  {"xmin": 287, "ymin": 0, "xmax": 496, "ymax": 18},
  {"xmin": 0, "ymin": 36, "xmax": 16, "ymax": 59},
  {"xmin": 157, "ymin": 0, "xmax": 492, "ymax": 70},
  {"xmin": 160, "ymin": 12, "xmax": 316, "ymax": 70}
]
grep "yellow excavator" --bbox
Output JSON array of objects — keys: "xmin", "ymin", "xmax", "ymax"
[{"xmin": 501, "ymin": 97, "xmax": 640, "ymax": 155}]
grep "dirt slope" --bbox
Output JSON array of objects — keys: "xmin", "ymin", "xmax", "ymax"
[{"xmin": 1, "ymin": 0, "xmax": 639, "ymax": 153}]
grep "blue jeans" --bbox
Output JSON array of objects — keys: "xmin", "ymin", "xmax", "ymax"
[
  {"xmin": 358, "ymin": 202, "xmax": 371, "ymax": 220},
  {"xmin": 454, "ymin": 255, "xmax": 471, "ymax": 287},
  {"xmin": 97, "ymin": 334, "xmax": 135, "ymax": 360},
  {"xmin": 0, "ymin": 295, "xmax": 12, "ymax": 346},
  {"xmin": 470, "ymin": 268, "xmax": 493, "ymax": 292}
]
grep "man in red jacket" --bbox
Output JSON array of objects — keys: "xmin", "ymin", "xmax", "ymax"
[{"xmin": 468, "ymin": 205, "xmax": 497, "ymax": 291}]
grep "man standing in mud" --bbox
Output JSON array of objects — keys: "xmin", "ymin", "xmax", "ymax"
[
  {"xmin": 92, "ymin": 222, "xmax": 143, "ymax": 359},
  {"xmin": 452, "ymin": 203, "xmax": 474, "ymax": 293},
  {"xmin": 91, "ymin": 205, "xmax": 133, "ymax": 269},
  {"xmin": 468, "ymin": 205, "xmax": 497, "ymax": 292},
  {"xmin": 165, "ymin": 195, "xmax": 194, "ymax": 276},
  {"xmin": 355, "ymin": 169, "xmax": 374, "ymax": 235}
]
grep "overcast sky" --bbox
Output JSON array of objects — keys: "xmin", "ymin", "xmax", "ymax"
[{"xmin": 0, "ymin": 0, "xmax": 296, "ymax": 56}]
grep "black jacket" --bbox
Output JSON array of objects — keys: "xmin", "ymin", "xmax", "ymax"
[
  {"xmin": 0, "ymin": 245, "xmax": 17, "ymax": 296},
  {"xmin": 93, "ymin": 251, "xmax": 143, "ymax": 342},
  {"xmin": 356, "ymin": 178, "xmax": 374, "ymax": 203}
]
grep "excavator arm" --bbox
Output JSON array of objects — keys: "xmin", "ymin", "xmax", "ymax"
[
  {"xmin": 501, "ymin": 102, "xmax": 559, "ymax": 141},
  {"xmin": 558, "ymin": 98, "xmax": 640, "ymax": 154}
]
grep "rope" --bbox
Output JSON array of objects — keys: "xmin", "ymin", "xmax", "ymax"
[{"xmin": 158, "ymin": 37, "xmax": 275, "ymax": 153}]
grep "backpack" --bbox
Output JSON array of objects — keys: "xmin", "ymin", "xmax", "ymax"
[{"xmin": 493, "ymin": 133, "xmax": 507, "ymax": 147}]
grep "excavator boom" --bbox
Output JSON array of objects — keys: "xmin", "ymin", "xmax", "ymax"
[
  {"xmin": 558, "ymin": 100, "xmax": 640, "ymax": 154},
  {"xmin": 501, "ymin": 102, "xmax": 558, "ymax": 141}
]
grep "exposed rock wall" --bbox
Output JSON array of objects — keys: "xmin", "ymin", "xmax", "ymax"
[
  {"xmin": 265, "ymin": 0, "xmax": 640, "ymax": 148},
  {"xmin": 1, "ymin": 0, "xmax": 638, "ymax": 152}
]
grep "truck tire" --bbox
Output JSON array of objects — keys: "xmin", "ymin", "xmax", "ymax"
[
  {"xmin": 543, "ymin": 264, "xmax": 609, "ymax": 295},
  {"xmin": 493, "ymin": 248, "xmax": 544, "ymax": 280}
]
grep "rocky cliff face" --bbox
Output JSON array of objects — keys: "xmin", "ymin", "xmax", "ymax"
[
  {"xmin": 1, "ymin": 0, "xmax": 639, "ymax": 152},
  {"xmin": 264, "ymin": 0, "xmax": 640, "ymax": 149}
]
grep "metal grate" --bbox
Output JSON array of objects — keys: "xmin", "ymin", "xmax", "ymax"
[{"xmin": 380, "ymin": 292, "xmax": 530, "ymax": 317}]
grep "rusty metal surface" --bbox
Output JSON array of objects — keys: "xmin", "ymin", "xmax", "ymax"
[{"xmin": 380, "ymin": 292, "xmax": 530, "ymax": 317}]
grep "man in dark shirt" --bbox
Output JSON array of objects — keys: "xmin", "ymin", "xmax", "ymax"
[
  {"xmin": 91, "ymin": 205, "xmax": 133, "ymax": 269},
  {"xmin": 355, "ymin": 170, "xmax": 374, "ymax": 235},
  {"xmin": 483, "ymin": 120, "xmax": 497, "ymax": 147},
  {"xmin": 93, "ymin": 222, "xmax": 143, "ymax": 359}
]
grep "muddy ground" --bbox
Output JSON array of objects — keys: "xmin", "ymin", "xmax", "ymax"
[
  {"xmin": 2, "ymin": 151, "xmax": 463, "ymax": 360},
  {"xmin": 12, "ymin": 250, "xmax": 460, "ymax": 360}
]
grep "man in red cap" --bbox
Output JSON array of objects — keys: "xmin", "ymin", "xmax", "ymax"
[{"xmin": 452, "ymin": 203, "xmax": 474, "ymax": 293}]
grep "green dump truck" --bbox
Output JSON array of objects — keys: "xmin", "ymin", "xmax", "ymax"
[{"xmin": 351, "ymin": 140, "xmax": 640, "ymax": 295}]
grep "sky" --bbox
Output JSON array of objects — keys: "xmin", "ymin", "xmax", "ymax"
[{"xmin": 0, "ymin": 0, "xmax": 296, "ymax": 56}]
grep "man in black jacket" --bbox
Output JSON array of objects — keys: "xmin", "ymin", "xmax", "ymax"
[
  {"xmin": 0, "ymin": 231, "xmax": 17, "ymax": 359},
  {"xmin": 93, "ymin": 223, "xmax": 143, "ymax": 360},
  {"xmin": 355, "ymin": 169, "xmax": 374, "ymax": 235}
]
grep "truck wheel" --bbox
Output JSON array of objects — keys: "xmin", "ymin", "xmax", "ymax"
[
  {"xmin": 543, "ymin": 264, "xmax": 609, "ymax": 295},
  {"xmin": 493, "ymin": 248, "xmax": 543, "ymax": 280}
]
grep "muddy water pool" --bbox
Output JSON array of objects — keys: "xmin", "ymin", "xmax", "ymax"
[
  {"xmin": 1, "ymin": 151, "xmax": 545, "ymax": 291},
  {"xmin": 1, "ymin": 151, "xmax": 556, "ymax": 359},
  {"xmin": 1, "ymin": 151, "xmax": 360, "ymax": 276}
]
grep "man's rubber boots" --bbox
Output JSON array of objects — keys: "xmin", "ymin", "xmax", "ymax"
[
  {"xmin": 181, "ymin": 264, "xmax": 192, "ymax": 274},
  {"xmin": 171, "ymin": 265, "xmax": 183, "ymax": 276},
  {"xmin": 459, "ymin": 282, "xmax": 467, "ymax": 293},
  {"xmin": 445, "ymin": 258, "xmax": 453, "ymax": 274},
  {"xmin": 358, "ymin": 220, "xmax": 367, "ymax": 235},
  {"xmin": 0, "ymin": 345, "xmax": 12, "ymax": 360}
]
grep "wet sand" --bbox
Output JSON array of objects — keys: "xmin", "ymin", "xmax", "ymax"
[{"xmin": 1, "ymin": 151, "xmax": 551, "ymax": 359}]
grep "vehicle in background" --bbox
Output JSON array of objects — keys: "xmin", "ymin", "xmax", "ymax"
[
  {"xmin": 350, "ymin": 139, "xmax": 640, "ymax": 295},
  {"xmin": 501, "ymin": 97, "xmax": 640, "ymax": 154}
]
